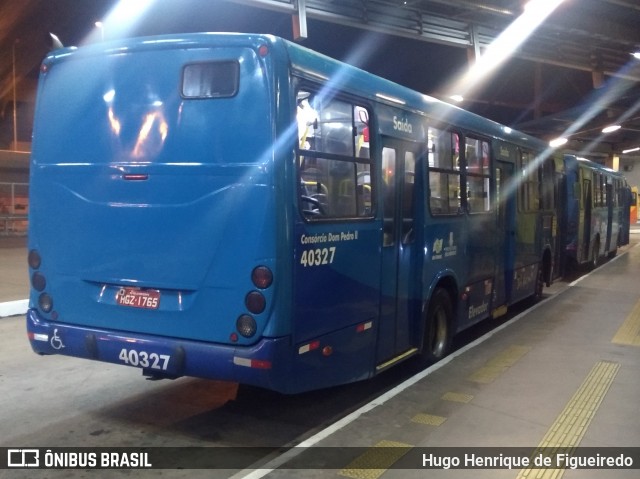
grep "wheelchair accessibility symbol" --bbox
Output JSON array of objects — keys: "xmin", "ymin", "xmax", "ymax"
[{"xmin": 50, "ymin": 329, "xmax": 65, "ymax": 350}]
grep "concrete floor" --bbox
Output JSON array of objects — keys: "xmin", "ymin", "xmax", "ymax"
[{"xmin": 1, "ymin": 231, "xmax": 639, "ymax": 478}]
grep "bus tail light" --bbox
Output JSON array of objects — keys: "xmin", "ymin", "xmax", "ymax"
[
  {"xmin": 31, "ymin": 272, "xmax": 47, "ymax": 292},
  {"xmin": 258, "ymin": 44, "xmax": 269, "ymax": 57},
  {"xmin": 251, "ymin": 266, "xmax": 273, "ymax": 289},
  {"xmin": 38, "ymin": 293, "xmax": 54, "ymax": 313},
  {"xmin": 245, "ymin": 291, "xmax": 266, "ymax": 314},
  {"xmin": 236, "ymin": 314, "xmax": 257, "ymax": 338},
  {"xmin": 29, "ymin": 249, "xmax": 56, "ymax": 316},
  {"xmin": 28, "ymin": 249, "xmax": 42, "ymax": 269}
]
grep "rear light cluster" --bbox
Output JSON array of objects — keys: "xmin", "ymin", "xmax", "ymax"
[
  {"xmin": 233, "ymin": 266, "xmax": 273, "ymax": 341},
  {"xmin": 28, "ymin": 249, "xmax": 55, "ymax": 316}
]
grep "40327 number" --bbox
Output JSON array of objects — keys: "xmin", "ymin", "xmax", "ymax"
[
  {"xmin": 118, "ymin": 348, "xmax": 170, "ymax": 371},
  {"xmin": 300, "ymin": 247, "xmax": 336, "ymax": 267}
]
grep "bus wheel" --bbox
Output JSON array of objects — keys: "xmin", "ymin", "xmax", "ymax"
[{"xmin": 422, "ymin": 288, "xmax": 452, "ymax": 363}]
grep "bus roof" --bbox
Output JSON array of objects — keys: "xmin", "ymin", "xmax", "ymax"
[
  {"xmin": 572, "ymin": 155, "xmax": 626, "ymax": 177},
  {"xmin": 45, "ymin": 32, "xmax": 547, "ymax": 151},
  {"xmin": 281, "ymin": 36, "xmax": 548, "ymax": 151}
]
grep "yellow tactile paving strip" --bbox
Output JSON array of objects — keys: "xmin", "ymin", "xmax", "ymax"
[
  {"xmin": 441, "ymin": 392, "xmax": 474, "ymax": 403},
  {"xmin": 612, "ymin": 299, "xmax": 640, "ymax": 346},
  {"xmin": 467, "ymin": 345, "xmax": 531, "ymax": 384},
  {"xmin": 516, "ymin": 360, "xmax": 620, "ymax": 479},
  {"xmin": 336, "ymin": 355, "xmax": 620, "ymax": 479},
  {"xmin": 411, "ymin": 413, "xmax": 447, "ymax": 426},
  {"xmin": 338, "ymin": 440, "xmax": 412, "ymax": 479}
]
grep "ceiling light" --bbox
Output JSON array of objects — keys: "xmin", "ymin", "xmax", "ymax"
[
  {"xmin": 632, "ymin": 52, "xmax": 640, "ymax": 60},
  {"xmin": 446, "ymin": 0, "xmax": 566, "ymax": 102},
  {"xmin": 549, "ymin": 137, "xmax": 568, "ymax": 148},
  {"xmin": 602, "ymin": 124, "xmax": 621, "ymax": 134},
  {"xmin": 622, "ymin": 147, "xmax": 640, "ymax": 154}
]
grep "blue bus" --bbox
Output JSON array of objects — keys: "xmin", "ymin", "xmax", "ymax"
[
  {"xmin": 562, "ymin": 155, "xmax": 629, "ymax": 270},
  {"xmin": 28, "ymin": 33, "xmax": 563, "ymax": 393}
]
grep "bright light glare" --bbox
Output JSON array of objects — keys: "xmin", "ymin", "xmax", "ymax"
[
  {"xmin": 83, "ymin": 0, "xmax": 156, "ymax": 44},
  {"xmin": 449, "ymin": 0, "xmax": 566, "ymax": 100},
  {"xmin": 375, "ymin": 93, "xmax": 406, "ymax": 105},
  {"xmin": 623, "ymin": 147, "xmax": 640, "ymax": 154},
  {"xmin": 449, "ymin": 95, "xmax": 464, "ymax": 103},
  {"xmin": 102, "ymin": 89, "xmax": 116, "ymax": 103},
  {"xmin": 632, "ymin": 52, "xmax": 640, "ymax": 60},
  {"xmin": 549, "ymin": 137, "xmax": 568, "ymax": 148},
  {"xmin": 602, "ymin": 124, "xmax": 621, "ymax": 134}
]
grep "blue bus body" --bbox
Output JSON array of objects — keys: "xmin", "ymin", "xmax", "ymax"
[
  {"xmin": 28, "ymin": 33, "xmax": 563, "ymax": 393},
  {"xmin": 562, "ymin": 155, "xmax": 629, "ymax": 268}
]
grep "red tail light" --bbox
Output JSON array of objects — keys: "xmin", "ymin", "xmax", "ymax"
[
  {"xmin": 245, "ymin": 291, "xmax": 266, "ymax": 314},
  {"xmin": 251, "ymin": 266, "xmax": 273, "ymax": 289}
]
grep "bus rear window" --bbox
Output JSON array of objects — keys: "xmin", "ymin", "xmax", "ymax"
[{"xmin": 182, "ymin": 61, "xmax": 239, "ymax": 98}]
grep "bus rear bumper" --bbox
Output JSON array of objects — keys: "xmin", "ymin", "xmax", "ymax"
[{"xmin": 26, "ymin": 309, "xmax": 291, "ymax": 392}]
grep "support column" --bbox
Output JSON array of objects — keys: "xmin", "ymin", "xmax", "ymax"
[
  {"xmin": 292, "ymin": 0, "xmax": 308, "ymax": 42},
  {"xmin": 467, "ymin": 24, "xmax": 481, "ymax": 64},
  {"xmin": 534, "ymin": 63, "xmax": 542, "ymax": 120},
  {"xmin": 607, "ymin": 153, "xmax": 620, "ymax": 171}
]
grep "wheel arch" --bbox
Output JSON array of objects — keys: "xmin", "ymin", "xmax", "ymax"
[{"xmin": 419, "ymin": 271, "xmax": 459, "ymax": 354}]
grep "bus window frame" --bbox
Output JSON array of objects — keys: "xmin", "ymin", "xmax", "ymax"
[
  {"xmin": 180, "ymin": 60, "xmax": 240, "ymax": 99},
  {"xmin": 518, "ymin": 148, "xmax": 540, "ymax": 212},
  {"xmin": 539, "ymin": 156, "xmax": 557, "ymax": 211},
  {"xmin": 294, "ymin": 84, "xmax": 376, "ymax": 223},
  {"xmin": 463, "ymin": 134, "xmax": 492, "ymax": 215},
  {"xmin": 427, "ymin": 124, "xmax": 463, "ymax": 217}
]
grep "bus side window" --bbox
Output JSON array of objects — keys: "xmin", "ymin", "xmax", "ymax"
[
  {"xmin": 465, "ymin": 137, "xmax": 491, "ymax": 213},
  {"xmin": 428, "ymin": 127, "xmax": 461, "ymax": 215},
  {"xmin": 296, "ymin": 89, "xmax": 373, "ymax": 220},
  {"xmin": 519, "ymin": 150, "xmax": 539, "ymax": 211}
]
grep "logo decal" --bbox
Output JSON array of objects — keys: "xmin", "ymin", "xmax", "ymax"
[{"xmin": 50, "ymin": 328, "xmax": 65, "ymax": 350}]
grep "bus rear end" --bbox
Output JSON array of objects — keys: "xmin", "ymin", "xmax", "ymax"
[{"xmin": 27, "ymin": 34, "xmax": 294, "ymax": 391}]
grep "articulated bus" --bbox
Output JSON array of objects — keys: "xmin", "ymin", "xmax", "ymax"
[
  {"xmin": 562, "ymin": 156, "xmax": 630, "ymax": 269},
  {"xmin": 27, "ymin": 33, "xmax": 600, "ymax": 393}
]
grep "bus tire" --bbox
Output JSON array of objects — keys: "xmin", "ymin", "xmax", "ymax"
[{"xmin": 422, "ymin": 288, "xmax": 452, "ymax": 364}]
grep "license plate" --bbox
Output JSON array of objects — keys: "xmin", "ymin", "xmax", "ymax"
[{"xmin": 116, "ymin": 287, "xmax": 160, "ymax": 309}]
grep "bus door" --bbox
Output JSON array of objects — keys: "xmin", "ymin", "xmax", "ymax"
[
  {"xmin": 376, "ymin": 138, "xmax": 422, "ymax": 365},
  {"xmin": 495, "ymin": 161, "xmax": 516, "ymax": 307}
]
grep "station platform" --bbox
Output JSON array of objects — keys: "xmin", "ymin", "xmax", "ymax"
[
  {"xmin": 1, "ymin": 230, "xmax": 639, "ymax": 478},
  {"xmin": 236, "ymin": 231, "xmax": 640, "ymax": 478}
]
